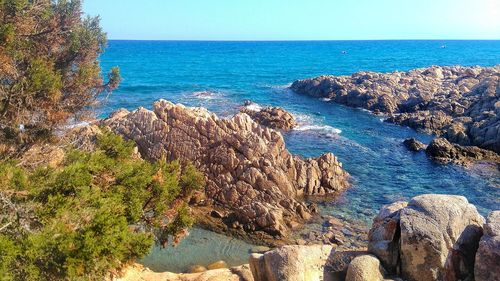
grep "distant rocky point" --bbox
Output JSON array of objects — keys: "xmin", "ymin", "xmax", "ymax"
[
  {"xmin": 101, "ymin": 100, "xmax": 349, "ymax": 238},
  {"xmin": 291, "ymin": 65, "xmax": 500, "ymax": 164}
]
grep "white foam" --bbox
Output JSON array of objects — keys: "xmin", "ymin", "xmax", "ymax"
[
  {"xmin": 243, "ymin": 102, "xmax": 263, "ymax": 112},
  {"xmin": 294, "ymin": 124, "xmax": 342, "ymax": 135},
  {"xmin": 291, "ymin": 112, "xmax": 342, "ymax": 137},
  {"xmin": 192, "ymin": 91, "xmax": 219, "ymax": 100},
  {"xmin": 320, "ymin": 97, "xmax": 332, "ymax": 102}
]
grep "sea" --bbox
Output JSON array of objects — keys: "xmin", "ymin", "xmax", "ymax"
[{"xmin": 98, "ymin": 40, "xmax": 500, "ymax": 272}]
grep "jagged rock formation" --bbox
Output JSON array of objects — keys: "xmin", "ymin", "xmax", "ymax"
[
  {"xmin": 291, "ymin": 65, "xmax": 500, "ymax": 155},
  {"xmin": 426, "ymin": 137, "xmax": 500, "ymax": 165},
  {"xmin": 102, "ymin": 100, "xmax": 349, "ymax": 237},
  {"xmin": 240, "ymin": 103, "xmax": 297, "ymax": 130}
]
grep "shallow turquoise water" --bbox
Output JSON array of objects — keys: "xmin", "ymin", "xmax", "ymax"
[{"xmin": 98, "ymin": 40, "xmax": 500, "ymax": 272}]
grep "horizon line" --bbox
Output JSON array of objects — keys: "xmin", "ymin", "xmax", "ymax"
[{"xmin": 106, "ymin": 38, "xmax": 500, "ymax": 42}]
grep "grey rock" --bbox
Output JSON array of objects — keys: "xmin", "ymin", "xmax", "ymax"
[{"xmin": 475, "ymin": 211, "xmax": 500, "ymax": 281}]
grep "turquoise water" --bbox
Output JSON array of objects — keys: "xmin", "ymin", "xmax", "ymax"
[{"xmin": 99, "ymin": 40, "xmax": 500, "ymax": 272}]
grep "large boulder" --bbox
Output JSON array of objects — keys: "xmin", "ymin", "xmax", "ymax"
[
  {"xmin": 399, "ymin": 195, "xmax": 485, "ymax": 281},
  {"xmin": 249, "ymin": 245, "xmax": 333, "ymax": 281},
  {"xmin": 368, "ymin": 201, "xmax": 407, "ymax": 275},
  {"xmin": 345, "ymin": 255, "xmax": 385, "ymax": 281},
  {"xmin": 475, "ymin": 211, "xmax": 500, "ymax": 281},
  {"xmin": 102, "ymin": 100, "xmax": 349, "ymax": 237}
]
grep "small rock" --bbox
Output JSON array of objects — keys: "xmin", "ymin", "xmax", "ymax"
[
  {"xmin": 345, "ymin": 254, "xmax": 385, "ymax": 281},
  {"xmin": 188, "ymin": 265, "xmax": 207, "ymax": 273},
  {"xmin": 403, "ymin": 138, "xmax": 427, "ymax": 151},
  {"xmin": 207, "ymin": 260, "xmax": 228, "ymax": 270}
]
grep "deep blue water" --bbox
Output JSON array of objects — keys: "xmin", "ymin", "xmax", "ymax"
[{"xmin": 99, "ymin": 40, "xmax": 500, "ymax": 272}]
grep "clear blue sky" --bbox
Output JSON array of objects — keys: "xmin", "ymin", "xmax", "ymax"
[{"xmin": 83, "ymin": 0, "xmax": 500, "ymax": 40}]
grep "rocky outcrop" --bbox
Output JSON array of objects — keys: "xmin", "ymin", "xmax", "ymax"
[
  {"xmin": 102, "ymin": 100, "xmax": 349, "ymax": 237},
  {"xmin": 475, "ymin": 211, "xmax": 500, "ymax": 281},
  {"xmin": 403, "ymin": 138, "xmax": 427, "ymax": 152},
  {"xmin": 291, "ymin": 65, "xmax": 500, "ymax": 156},
  {"xmin": 240, "ymin": 103, "xmax": 297, "ymax": 130},
  {"xmin": 426, "ymin": 138, "xmax": 500, "ymax": 166}
]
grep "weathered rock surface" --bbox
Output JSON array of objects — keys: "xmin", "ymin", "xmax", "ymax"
[
  {"xmin": 443, "ymin": 224, "xmax": 483, "ymax": 281},
  {"xmin": 426, "ymin": 137, "xmax": 500, "ymax": 166},
  {"xmin": 291, "ymin": 65, "xmax": 500, "ymax": 156},
  {"xmin": 112, "ymin": 263, "xmax": 253, "ymax": 281},
  {"xmin": 345, "ymin": 255, "xmax": 385, "ymax": 281},
  {"xmin": 102, "ymin": 100, "xmax": 349, "ymax": 237},
  {"xmin": 475, "ymin": 211, "xmax": 500, "ymax": 281},
  {"xmin": 240, "ymin": 103, "xmax": 297, "ymax": 130},
  {"xmin": 249, "ymin": 245, "xmax": 333, "ymax": 281},
  {"xmin": 368, "ymin": 201, "xmax": 407, "ymax": 275},
  {"xmin": 403, "ymin": 138, "xmax": 427, "ymax": 152},
  {"xmin": 399, "ymin": 195, "xmax": 484, "ymax": 281}
]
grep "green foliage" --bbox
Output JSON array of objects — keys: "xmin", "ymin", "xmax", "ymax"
[
  {"xmin": 0, "ymin": 0, "xmax": 121, "ymax": 144},
  {"xmin": 0, "ymin": 131, "xmax": 205, "ymax": 280}
]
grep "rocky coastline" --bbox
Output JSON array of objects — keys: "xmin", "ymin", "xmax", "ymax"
[
  {"xmin": 291, "ymin": 65, "xmax": 500, "ymax": 165},
  {"xmin": 100, "ymin": 100, "xmax": 350, "ymax": 239},
  {"xmin": 114, "ymin": 194, "xmax": 499, "ymax": 281}
]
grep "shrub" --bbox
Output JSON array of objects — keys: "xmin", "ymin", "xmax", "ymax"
[{"xmin": 0, "ymin": 130, "xmax": 204, "ymax": 280}]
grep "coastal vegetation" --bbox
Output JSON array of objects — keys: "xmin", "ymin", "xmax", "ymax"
[{"xmin": 0, "ymin": 1, "xmax": 205, "ymax": 280}]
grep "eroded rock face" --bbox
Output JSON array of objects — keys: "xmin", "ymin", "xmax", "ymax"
[
  {"xmin": 102, "ymin": 100, "xmax": 349, "ymax": 237},
  {"xmin": 240, "ymin": 104, "xmax": 297, "ymax": 131},
  {"xmin": 249, "ymin": 245, "xmax": 334, "ymax": 281},
  {"xmin": 291, "ymin": 65, "xmax": 500, "ymax": 155},
  {"xmin": 475, "ymin": 211, "xmax": 500, "ymax": 281},
  {"xmin": 399, "ymin": 195, "xmax": 485, "ymax": 281},
  {"xmin": 368, "ymin": 201, "xmax": 407, "ymax": 275}
]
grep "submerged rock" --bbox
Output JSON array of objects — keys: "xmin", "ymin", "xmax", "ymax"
[
  {"xmin": 102, "ymin": 100, "xmax": 349, "ymax": 237},
  {"xmin": 291, "ymin": 65, "xmax": 500, "ymax": 157},
  {"xmin": 240, "ymin": 104, "xmax": 297, "ymax": 130}
]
